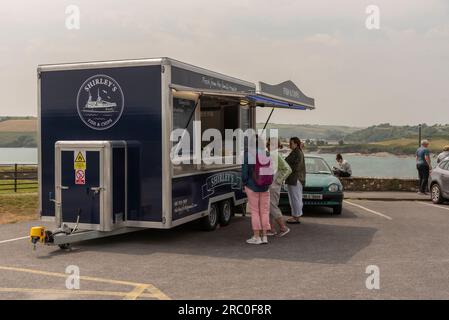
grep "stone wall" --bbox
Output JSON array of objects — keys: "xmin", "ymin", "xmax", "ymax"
[{"xmin": 340, "ymin": 177, "xmax": 419, "ymax": 192}]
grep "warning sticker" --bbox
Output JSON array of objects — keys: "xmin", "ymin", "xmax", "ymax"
[
  {"xmin": 74, "ymin": 151, "xmax": 86, "ymax": 170},
  {"xmin": 75, "ymin": 169, "xmax": 86, "ymax": 185}
]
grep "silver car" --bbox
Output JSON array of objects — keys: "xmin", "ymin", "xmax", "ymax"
[{"xmin": 429, "ymin": 159, "xmax": 449, "ymax": 204}]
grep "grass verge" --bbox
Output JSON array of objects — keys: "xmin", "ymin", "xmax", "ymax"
[{"xmin": 0, "ymin": 192, "xmax": 38, "ymax": 224}]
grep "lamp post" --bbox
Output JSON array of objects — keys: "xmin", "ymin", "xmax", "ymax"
[{"xmin": 418, "ymin": 124, "xmax": 422, "ymax": 147}]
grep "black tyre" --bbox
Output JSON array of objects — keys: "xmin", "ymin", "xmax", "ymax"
[
  {"xmin": 219, "ymin": 200, "xmax": 232, "ymax": 226},
  {"xmin": 200, "ymin": 203, "xmax": 219, "ymax": 231},
  {"xmin": 58, "ymin": 243, "xmax": 71, "ymax": 250},
  {"xmin": 332, "ymin": 204, "xmax": 343, "ymax": 215},
  {"xmin": 232, "ymin": 202, "xmax": 247, "ymax": 216},
  {"xmin": 431, "ymin": 183, "xmax": 444, "ymax": 204}
]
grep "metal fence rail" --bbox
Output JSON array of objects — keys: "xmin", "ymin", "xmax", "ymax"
[{"xmin": 0, "ymin": 163, "xmax": 38, "ymax": 192}]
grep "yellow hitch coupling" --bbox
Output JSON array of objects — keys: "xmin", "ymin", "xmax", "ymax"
[{"xmin": 30, "ymin": 226, "xmax": 46, "ymax": 248}]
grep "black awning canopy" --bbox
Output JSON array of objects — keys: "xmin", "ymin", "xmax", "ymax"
[
  {"xmin": 252, "ymin": 80, "xmax": 315, "ymax": 110},
  {"xmin": 169, "ymin": 80, "xmax": 315, "ymax": 110}
]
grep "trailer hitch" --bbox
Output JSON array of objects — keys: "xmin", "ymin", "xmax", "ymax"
[{"xmin": 29, "ymin": 209, "xmax": 81, "ymax": 250}]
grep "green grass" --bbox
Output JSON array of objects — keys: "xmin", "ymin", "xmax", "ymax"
[
  {"xmin": 0, "ymin": 165, "xmax": 38, "ymax": 193},
  {"xmin": 0, "ymin": 192, "xmax": 38, "ymax": 224},
  {"xmin": 0, "ymin": 163, "xmax": 39, "ymax": 223},
  {"xmin": 371, "ymin": 138, "xmax": 449, "ymax": 150},
  {"xmin": 314, "ymin": 137, "xmax": 449, "ymax": 155},
  {"xmin": 0, "ymin": 180, "xmax": 38, "ymax": 194},
  {"xmin": 0, "ymin": 165, "xmax": 37, "ymax": 172}
]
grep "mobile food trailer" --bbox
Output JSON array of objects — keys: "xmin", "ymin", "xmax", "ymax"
[{"xmin": 31, "ymin": 57, "xmax": 314, "ymax": 249}]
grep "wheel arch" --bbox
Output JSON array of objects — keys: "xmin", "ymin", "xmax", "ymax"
[{"xmin": 206, "ymin": 192, "xmax": 246, "ymax": 215}]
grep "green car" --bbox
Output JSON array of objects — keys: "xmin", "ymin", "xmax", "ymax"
[{"xmin": 280, "ymin": 155, "xmax": 344, "ymax": 215}]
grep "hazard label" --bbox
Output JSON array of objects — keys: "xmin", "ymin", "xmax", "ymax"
[
  {"xmin": 75, "ymin": 169, "xmax": 86, "ymax": 185},
  {"xmin": 74, "ymin": 150, "xmax": 86, "ymax": 170}
]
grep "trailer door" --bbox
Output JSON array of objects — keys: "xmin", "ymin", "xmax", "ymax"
[{"xmin": 59, "ymin": 149, "xmax": 102, "ymax": 228}]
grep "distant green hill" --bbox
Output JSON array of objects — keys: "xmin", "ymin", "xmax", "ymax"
[
  {"xmin": 0, "ymin": 116, "xmax": 36, "ymax": 122},
  {"xmin": 2, "ymin": 117, "xmax": 448, "ymax": 152},
  {"xmin": 260, "ymin": 123, "xmax": 449, "ymax": 143},
  {"xmin": 0, "ymin": 132, "xmax": 37, "ymax": 147},
  {"xmin": 344, "ymin": 123, "xmax": 449, "ymax": 143},
  {"xmin": 0, "ymin": 117, "xmax": 37, "ymax": 148},
  {"xmin": 257, "ymin": 123, "xmax": 360, "ymax": 141},
  {"xmin": 257, "ymin": 123, "xmax": 449, "ymax": 155}
]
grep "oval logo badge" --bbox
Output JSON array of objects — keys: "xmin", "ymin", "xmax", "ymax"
[{"xmin": 76, "ymin": 75, "xmax": 124, "ymax": 130}]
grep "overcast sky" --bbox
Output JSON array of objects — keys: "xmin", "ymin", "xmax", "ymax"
[{"xmin": 0, "ymin": 0, "xmax": 448, "ymax": 126}]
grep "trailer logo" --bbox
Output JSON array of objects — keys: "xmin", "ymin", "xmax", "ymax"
[
  {"xmin": 76, "ymin": 74, "xmax": 124, "ymax": 130},
  {"xmin": 202, "ymin": 172, "xmax": 241, "ymax": 199}
]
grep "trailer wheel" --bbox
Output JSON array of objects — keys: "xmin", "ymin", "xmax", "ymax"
[
  {"xmin": 200, "ymin": 203, "xmax": 219, "ymax": 231},
  {"xmin": 219, "ymin": 200, "xmax": 232, "ymax": 226},
  {"xmin": 58, "ymin": 243, "xmax": 71, "ymax": 250}
]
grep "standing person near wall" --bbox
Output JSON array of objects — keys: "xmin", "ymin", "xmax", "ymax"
[
  {"xmin": 242, "ymin": 135, "xmax": 274, "ymax": 245},
  {"xmin": 285, "ymin": 137, "xmax": 306, "ymax": 224},
  {"xmin": 416, "ymin": 139, "xmax": 431, "ymax": 195},
  {"xmin": 266, "ymin": 138, "xmax": 292, "ymax": 237}
]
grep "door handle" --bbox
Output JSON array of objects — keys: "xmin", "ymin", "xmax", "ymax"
[
  {"xmin": 90, "ymin": 187, "xmax": 104, "ymax": 194},
  {"xmin": 50, "ymin": 199, "xmax": 61, "ymax": 205},
  {"xmin": 57, "ymin": 185, "xmax": 69, "ymax": 190}
]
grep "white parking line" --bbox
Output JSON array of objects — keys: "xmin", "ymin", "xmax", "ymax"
[
  {"xmin": 0, "ymin": 236, "xmax": 28, "ymax": 245},
  {"xmin": 343, "ymin": 200, "xmax": 393, "ymax": 220},
  {"xmin": 418, "ymin": 201, "xmax": 449, "ymax": 212}
]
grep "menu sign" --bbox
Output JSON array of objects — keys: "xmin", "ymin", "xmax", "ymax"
[{"xmin": 172, "ymin": 66, "xmax": 255, "ymax": 93}]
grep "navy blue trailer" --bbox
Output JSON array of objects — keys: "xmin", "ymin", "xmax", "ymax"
[{"xmin": 36, "ymin": 57, "xmax": 314, "ymax": 246}]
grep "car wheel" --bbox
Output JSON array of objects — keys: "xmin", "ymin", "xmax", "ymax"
[
  {"xmin": 332, "ymin": 204, "xmax": 343, "ymax": 215},
  {"xmin": 200, "ymin": 203, "xmax": 219, "ymax": 231},
  {"xmin": 219, "ymin": 200, "xmax": 232, "ymax": 226},
  {"xmin": 431, "ymin": 183, "xmax": 444, "ymax": 204}
]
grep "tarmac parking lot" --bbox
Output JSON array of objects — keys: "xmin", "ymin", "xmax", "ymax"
[{"xmin": 1, "ymin": 199, "xmax": 449, "ymax": 300}]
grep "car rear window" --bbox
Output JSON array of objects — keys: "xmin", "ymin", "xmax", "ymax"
[
  {"xmin": 440, "ymin": 161, "xmax": 449, "ymax": 170},
  {"xmin": 445, "ymin": 162, "xmax": 449, "ymax": 171}
]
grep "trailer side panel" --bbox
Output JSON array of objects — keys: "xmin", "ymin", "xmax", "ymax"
[{"xmin": 40, "ymin": 65, "xmax": 163, "ymax": 222}]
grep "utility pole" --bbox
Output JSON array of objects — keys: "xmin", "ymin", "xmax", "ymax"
[{"xmin": 418, "ymin": 124, "xmax": 422, "ymax": 147}]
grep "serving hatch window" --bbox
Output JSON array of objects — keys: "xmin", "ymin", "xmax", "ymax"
[
  {"xmin": 240, "ymin": 105, "xmax": 251, "ymax": 131},
  {"xmin": 200, "ymin": 96, "xmax": 247, "ymax": 167},
  {"xmin": 171, "ymin": 93, "xmax": 254, "ymax": 176},
  {"xmin": 173, "ymin": 97, "xmax": 196, "ymax": 157}
]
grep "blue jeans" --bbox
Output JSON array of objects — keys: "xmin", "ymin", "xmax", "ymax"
[{"xmin": 417, "ymin": 164, "xmax": 429, "ymax": 193}]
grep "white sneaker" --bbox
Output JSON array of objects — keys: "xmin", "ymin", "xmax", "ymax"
[
  {"xmin": 277, "ymin": 227, "xmax": 290, "ymax": 237},
  {"xmin": 266, "ymin": 230, "xmax": 278, "ymax": 237},
  {"xmin": 246, "ymin": 236, "xmax": 262, "ymax": 245},
  {"xmin": 261, "ymin": 236, "xmax": 268, "ymax": 244}
]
